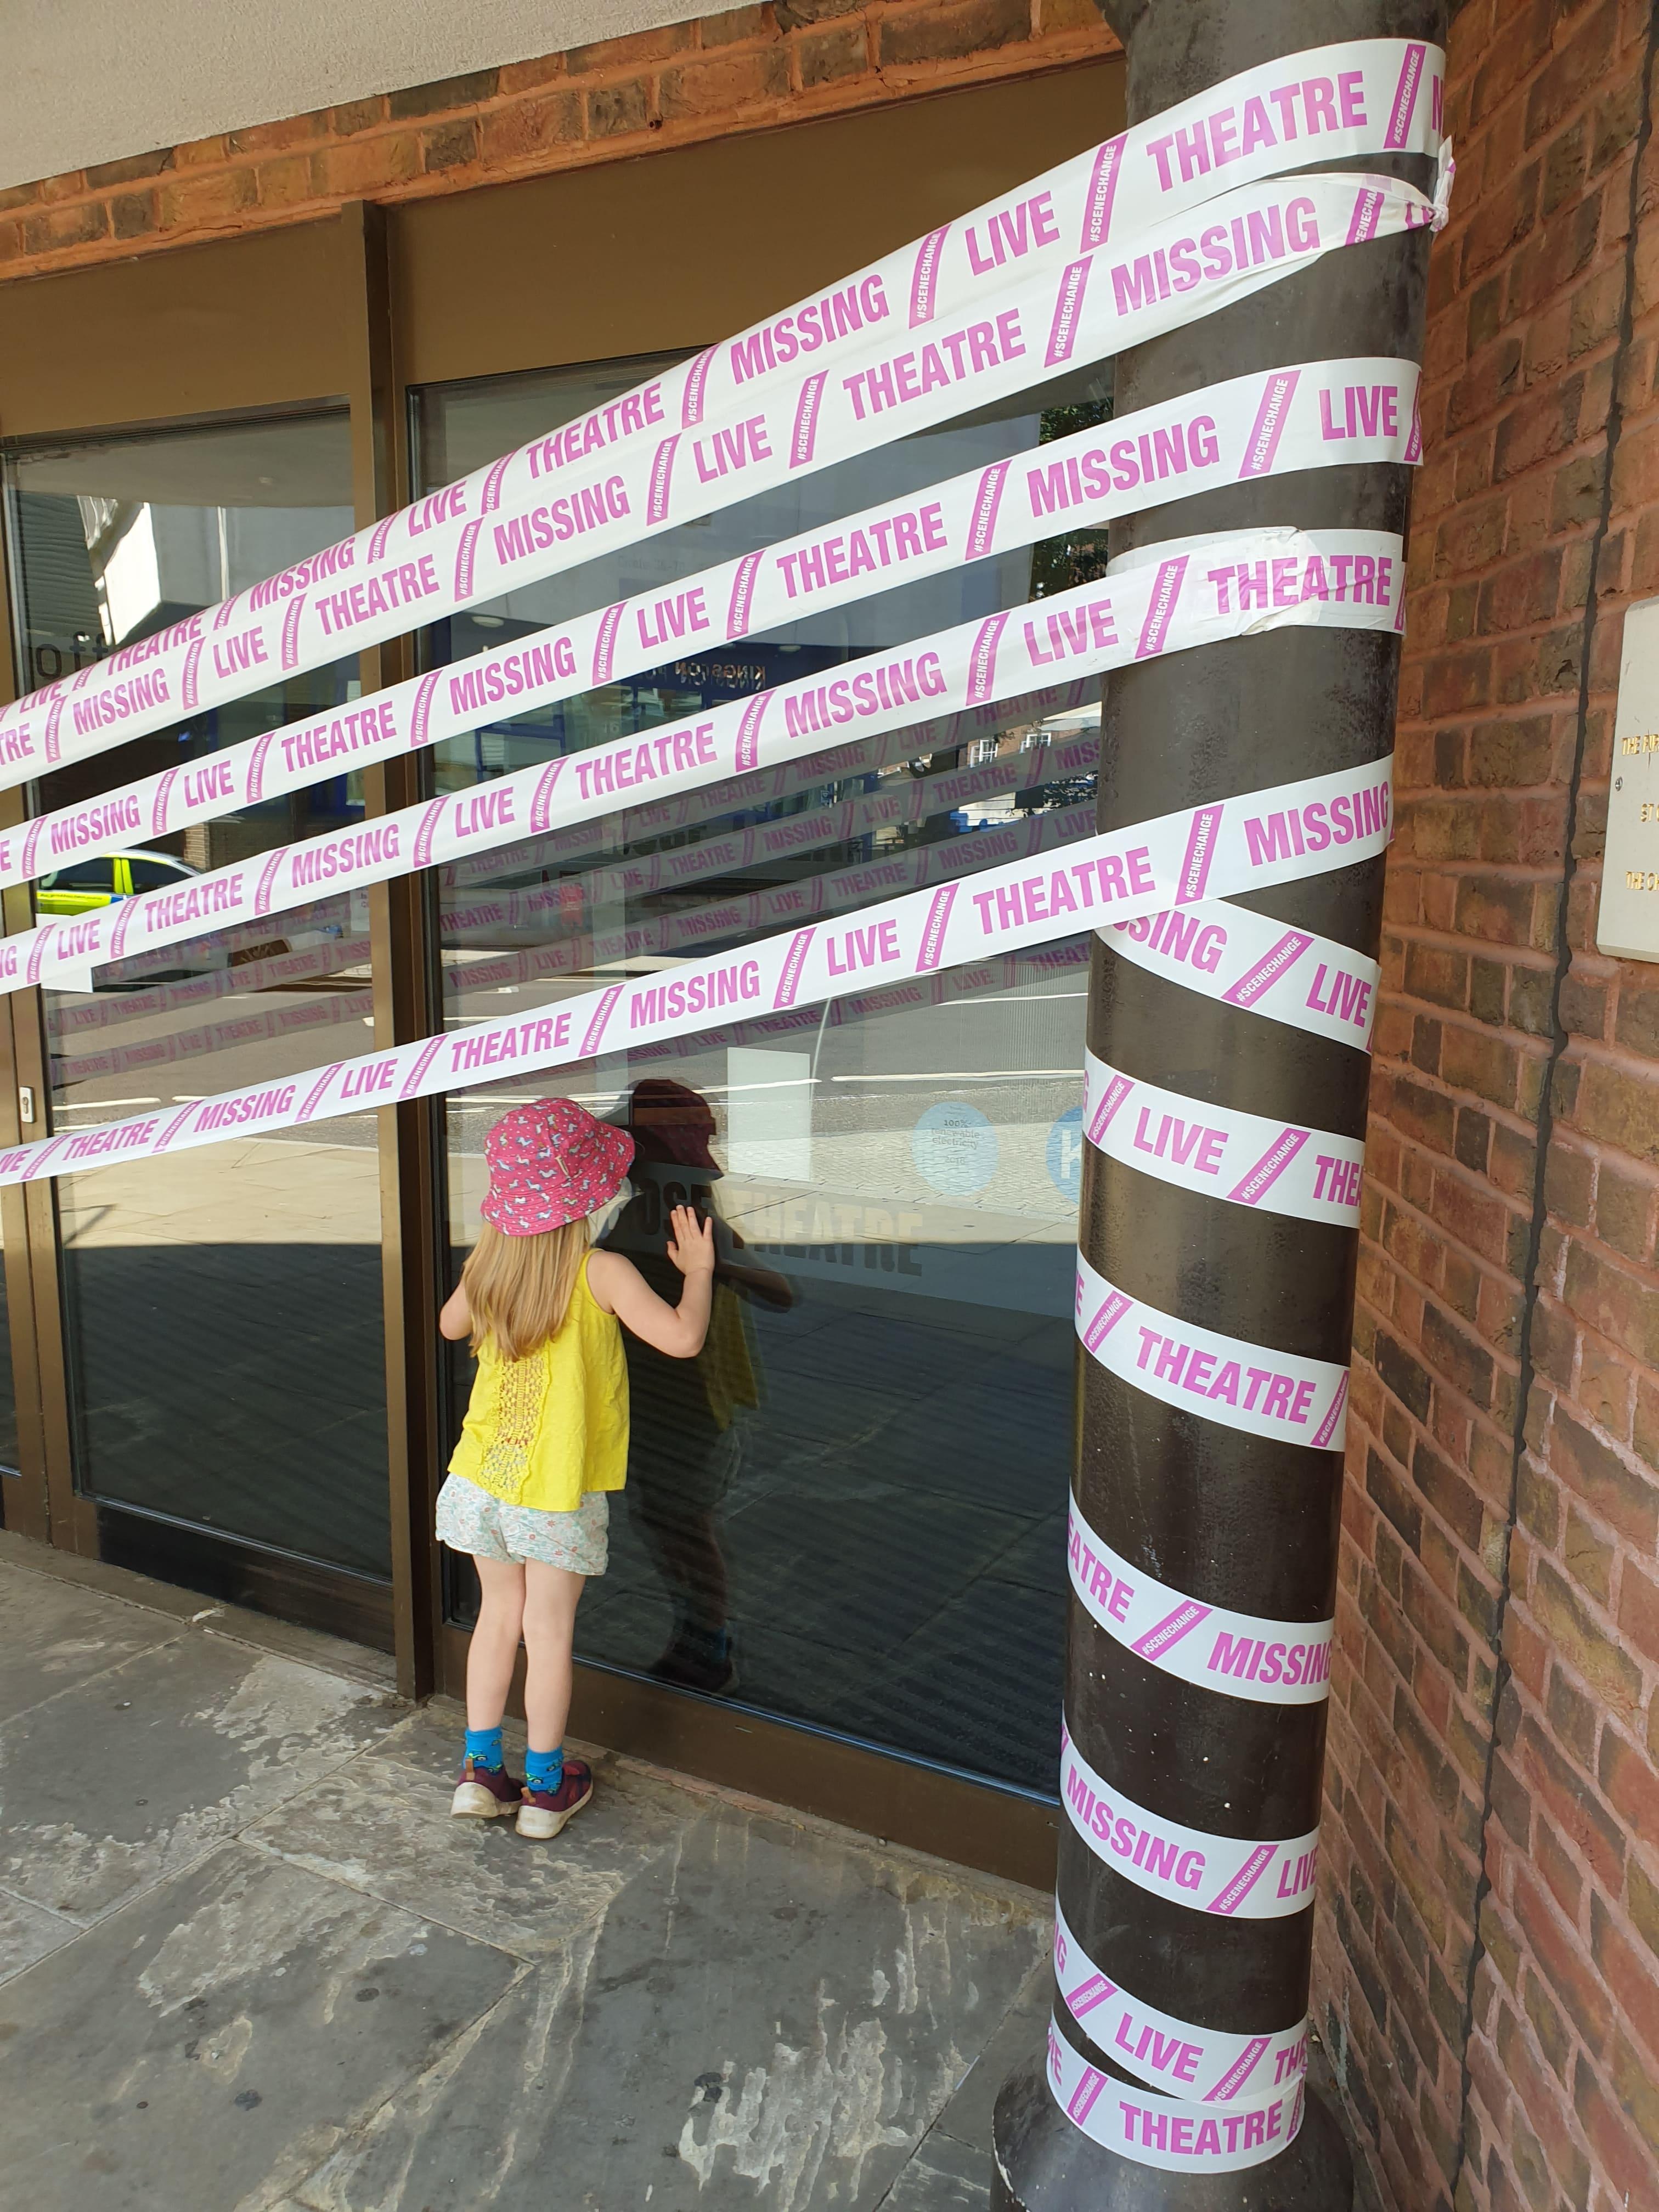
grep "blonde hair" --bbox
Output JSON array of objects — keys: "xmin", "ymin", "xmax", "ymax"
[{"xmin": 462, "ymin": 1218, "xmax": 590, "ymax": 1363}]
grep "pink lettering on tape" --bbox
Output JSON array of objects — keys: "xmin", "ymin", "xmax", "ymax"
[
  {"xmin": 296, "ymin": 1065, "xmax": 342, "ymax": 1124},
  {"xmin": 1226, "ymin": 1127, "xmax": 1309, "ymax": 1207},
  {"xmin": 410, "ymin": 670, "xmax": 443, "ymax": 749},
  {"xmin": 1223, "ymin": 930, "xmax": 1313, "ymax": 1008},
  {"xmin": 528, "ymin": 759, "xmax": 566, "ymax": 835},
  {"xmin": 1080, "ymin": 136, "xmax": 1125, "ymax": 248},
  {"xmin": 1237, "ymin": 370, "xmax": 1300, "ymax": 479},
  {"xmin": 368, "ymin": 515, "xmax": 399, "ymax": 563},
  {"xmin": 680, "ymin": 346, "xmax": 717, "ymax": 428},
  {"xmin": 1087, "ymin": 1071, "xmax": 1134, "ymax": 1144},
  {"xmin": 967, "ymin": 611, "xmax": 1009, "ymax": 706},
  {"xmin": 579, "ymin": 982, "xmax": 624, "ymax": 1058},
  {"xmin": 108, "ymin": 897, "xmax": 142, "ymax": 963},
  {"xmin": 735, "ymin": 691, "xmax": 772, "ymax": 775},
  {"xmin": 1385, "ymin": 41, "xmax": 1426, "ymax": 148},
  {"xmin": 1066, "ymin": 2068, "xmax": 1109, "ymax": 2126},
  {"xmin": 213, "ymin": 591, "xmax": 242, "ymax": 633},
  {"xmin": 966, "ymin": 461, "xmax": 1011, "ymax": 561},
  {"xmin": 399, "ymin": 1034, "xmax": 447, "ymax": 1101},
  {"xmin": 1311, "ymin": 1370, "xmax": 1348, "ymax": 1450},
  {"xmin": 1346, "ymin": 187, "xmax": 1385, "ymax": 246},
  {"xmin": 726, "ymin": 550, "xmax": 764, "ymax": 640},
  {"xmin": 908, "ymin": 225, "xmax": 951, "ymax": 327},
  {"xmin": 151, "ymin": 1103, "xmax": 202, "ymax": 1154},
  {"xmin": 19, "ymin": 817, "xmax": 47, "ymax": 884},
  {"xmin": 591, "ymin": 601, "xmax": 627, "ymax": 686},
  {"xmin": 252, "ymin": 849, "xmax": 288, "ymax": 918},
  {"xmin": 453, "ymin": 518, "xmax": 483, "ymax": 602},
  {"xmin": 1045, "ymin": 256, "xmax": 1094, "ymax": 367},
  {"xmin": 1131, "ymin": 1601, "xmax": 1210, "ymax": 1662},
  {"xmin": 182, "ymin": 638, "xmax": 204, "ymax": 711},
  {"xmin": 1135, "ymin": 556, "xmax": 1188, "ymax": 659},
  {"xmin": 411, "ymin": 797, "xmax": 450, "ymax": 872},
  {"xmin": 43, "ymin": 695, "xmax": 66, "ymax": 766},
  {"xmin": 1084, "ymin": 1291, "xmax": 1131, "ymax": 1351},
  {"xmin": 280, "ymin": 592, "xmax": 307, "ymax": 673},
  {"xmin": 772, "ymin": 927, "xmax": 816, "ymax": 1009},
  {"xmin": 1060, "ymin": 1728, "xmax": 1321, "ymax": 1920},
  {"xmin": 790, "ymin": 374, "xmax": 828, "ymax": 471},
  {"xmin": 479, "ymin": 453, "xmax": 513, "ymax": 515},
  {"xmin": 647, "ymin": 436, "xmax": 680, "ymax": 527},
  {"xmin": 149, "ymin": 766, "xmax": 180, "ymax": 842},
  {"xmin": 1047, "ymin": 2012, "xmax": 1306, "ymax": 2174},
  {"xmin": 916, "ymin": 882, "xmax": 958, "ymax": 972},
  {"xmin": 1053, "ymin": 1898, "xmax": 1310, "ymax": 2107},
  {"xmin": 244, "ymin": 729, "xmax": 279, "ymax": 806},
  {"xmin": 1177, "ymin": 803, "xmax": 1222, "ymax": 902}
]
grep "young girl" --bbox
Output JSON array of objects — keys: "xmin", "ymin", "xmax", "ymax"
[{"xmin": 436, "ymin": 1095, "xmax": 713, "ymax": 1838}]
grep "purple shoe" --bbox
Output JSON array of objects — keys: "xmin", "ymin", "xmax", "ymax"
[
  {"xmin": 517, "ymin": 1757, "xmax": 593, "ymax": 1839},
  {"xmin": 451, "ymin": 1756, "xmax": 522, "ymax": 1821}
]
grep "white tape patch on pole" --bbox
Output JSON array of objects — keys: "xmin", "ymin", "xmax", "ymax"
[
  {"xmin": 1053, "ymin": 1897, "xmax": 1310, "ymax": 2107},
  {"xmin": 1047, "ymin": 2015, "xmax": 1306, "ymax": 2176},
  {"xmin": 1081, "ymin": 1046, "xmax": 1364, "ymax": 1223},
  {"xmin": 0, "ymin": 37, "xmax": 1444, "ymax": 785},
  {"xmin": 1066, "ymin": 1494, "xmax": 1333, "ymax": 1706},
  {"xmin": 1059, "ymin": 1724, "xmax": 1321, "ymax": 1920},
  {"xmin": 1074, "ymin": 1250, "xmax": 1350, "ymax": 1454},
  {"xmin": 1101, "ymin": 898, "xmax": 1380, "ymax": 1051}
]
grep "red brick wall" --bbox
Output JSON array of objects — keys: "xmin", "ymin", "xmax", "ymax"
[
  {"xmin": 1314, "ymin": 4, "xmax": 1659, "ymax": 2209},
  {"xmin": 0, "ymin": 0, "xmax": 1116, "ymax": 285}
]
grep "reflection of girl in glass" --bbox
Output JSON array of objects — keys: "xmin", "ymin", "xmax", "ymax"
[
  {"xmin": 436, "ymin": 1097, "xmax": 713, "ymax": 1837},
  {"xmin": 612, "ymin": 1079, "xmax": 793, "ymax": 1695}
]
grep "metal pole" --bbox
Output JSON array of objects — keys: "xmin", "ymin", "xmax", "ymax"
[{"xmin": 993, "ymin": 4, "xmax": 1444, "ymax": 2204}]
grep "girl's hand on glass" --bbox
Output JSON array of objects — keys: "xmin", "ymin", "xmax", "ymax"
[{"xmin": 666, "ymin": 1205, "xmax": 715, "ymax": 1279}]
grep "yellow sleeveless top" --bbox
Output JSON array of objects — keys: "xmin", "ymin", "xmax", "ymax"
[{"xmin": 448, "ymin": 1252, "xmax": 629, "ymax": 1512}]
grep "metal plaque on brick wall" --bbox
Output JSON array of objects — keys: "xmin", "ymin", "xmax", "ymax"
[{"xmin": 1600, "ymin": 595, "xmax": 1659, "ymax": 962}]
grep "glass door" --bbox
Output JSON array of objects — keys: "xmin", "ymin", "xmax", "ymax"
[{"xmin": 1, "ymin": 410, "xmax": 394, "ymax": 1640}]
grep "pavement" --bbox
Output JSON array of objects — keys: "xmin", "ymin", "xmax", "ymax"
[{"xmin": 0, "ymin": 1534, "xmax": 1052, "ymax": 2212}]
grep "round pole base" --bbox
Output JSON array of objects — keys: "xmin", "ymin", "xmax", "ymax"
[{"xmin": 990, "ymin": 2052, "xmax": 1353, "ymax": 2211}]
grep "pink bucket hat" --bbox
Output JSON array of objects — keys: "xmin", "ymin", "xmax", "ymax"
[{"xmin": 481, "ymin": 1097, "xmax": 634, "ymax": 1237}]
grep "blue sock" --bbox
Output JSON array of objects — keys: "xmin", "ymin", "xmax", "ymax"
[
  {"xmin": 525, "ymin": 1746, "xmax": 565, "ymax": 1795},
  {"xmin": 465, "ymin": 1725, "xmax": 504, "ymax": 1771}
]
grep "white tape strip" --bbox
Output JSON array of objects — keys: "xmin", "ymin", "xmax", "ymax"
[
  {"xmin": 3, "ymin": 359, "xmax": 1417, "ymax": 891},
  {"xmin": 0, "ymin": 745, "xmax": 1390, "ymax": 1186},
  {"xmin": 1066, "ymin": 1494, "xmax": 1332, "ymax": 1706},
  {"xmin": 1053, "ymin": 1897, "xmax": 1309, "ymax": 2106},
  {"xmin": 1102, "ymin": 898, "xmax": 1379, "ymax": 1050},
  {"xmin": 1060, "ymin": 1724, "xmax": 1321, "ymax": 1919},
  {"xmin": 5, "ymin": 528, "xmax": 1400, "ymax": 997},
  {"xmin": 0, "ymin": 40, "xmax": 1443, "ymax": 783},
  {"xmin": 1047, "ymin": 2015, "xmax": 1305, "ymax": 2175},
  {"xmin": 1074, "ymin": 1250, "xmax": 1349, "ymax": 1452},
  {"xmin": 1082, "ymin": 1045, "xmax": 1364, "ymax": 1223}
]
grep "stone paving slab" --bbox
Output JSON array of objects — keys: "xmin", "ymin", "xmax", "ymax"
[{"xmin": 0, "ymin": 1547, "xmax": 1052, "ymax": 2212}]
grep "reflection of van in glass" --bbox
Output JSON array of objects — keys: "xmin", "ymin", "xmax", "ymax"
[{"xmin": 36, "ymin": 848, "xmax": 200, "ymax": 916}]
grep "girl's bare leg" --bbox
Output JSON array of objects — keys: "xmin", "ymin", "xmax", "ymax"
[
  {"xmin": 467, "ymin": 1555, "xmax": 527, "ymax": 1730},
  {"xmin": 521, "ymin": 1560, "xmax": 585, "ymax": 1752}
]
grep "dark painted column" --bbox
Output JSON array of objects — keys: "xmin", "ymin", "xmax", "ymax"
[{"xmin": 993, "ymin": 5, "xmax": 1444, "ymax": 2205}]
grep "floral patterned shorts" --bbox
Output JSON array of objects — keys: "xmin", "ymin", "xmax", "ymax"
[{"xmin": 435, "ymin": 1476, "xmax": 610, "ymax": 1575}]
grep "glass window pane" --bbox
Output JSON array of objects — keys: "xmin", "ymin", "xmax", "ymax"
[
  {"xmin": 3, "ymin": 413, "xmax": 391, "ymax": 1581},
  {"xmin": 415, "ymin": 357, "xmax": 1108, "ymax": 1792}
]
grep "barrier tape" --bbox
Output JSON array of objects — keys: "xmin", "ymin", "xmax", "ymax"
[
  {"xmin": 1066, "ymin": 1494, "xmax": 1333, "ymax": 1707},
  {"xmin": 1074, "ymin": 1249, "xmax": 1350, "ymax": 1453},
  {"xmin": 0, "ymin": 744, "xmax": 1388, "ymax": 1185},
  {"xmin": 0, "ymin": 38, "xmax": 1444, "ymax": 785},
  {"xmin": 1102, "ymin": 898, "xmax": 1379, "ymax": 1051},
  {"xmin": 5, "ymin": 527, "xmax": 1402, "ymax": 996},
  {"xmin": 1081, "ymin": 1045, "xmax": 1363, "ymax": 1224},
  {"xmin": 1053, "ymin": 1897, "xmax": 1309, "ymax": 2107},
  {"xmin": 4, "ymin": 357, "xmax": 1418, "ymax": 893},
  {"xmin": 1047, "ymin": 2016, "xmax": 1305, "ymax": 2175},
  {"xmin": 1059, "ymin": 1723, "xmax": 1321, "ymax": 1920}
]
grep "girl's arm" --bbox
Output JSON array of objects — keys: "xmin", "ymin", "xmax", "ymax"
[
  {"xmin": 588, "ymin": 1204, "xmax": 714, "ymax": 1357},
  {"xmin": 438, "ymin": 1277, "xmax": 472, "ymax": 1341}
]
